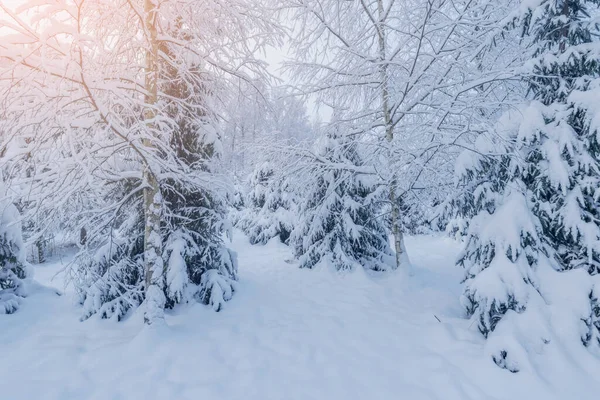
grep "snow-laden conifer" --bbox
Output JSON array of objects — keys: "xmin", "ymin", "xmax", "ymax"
[
  {"xmin": 291, "ymin": 130, "xmax": 393, "ymax": 271},
  {"xmin": 0, "ymin": 0, "xmax": 275, "ymax": 323},
  {"xmin": 453, "ymin": 0, "xmax": 600, "ymax": 364},
  {"xmin": 233, "ymin": 162, "xmax": 296, "ymax": 245},
  {"xmin": 0, "ymin": 185, "xmax": 30, "ymax": 314}
]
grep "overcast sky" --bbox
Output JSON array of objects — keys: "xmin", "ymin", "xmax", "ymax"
[{"xmin": 1, "ymin": 0, "xmax": 21, "ymax": 10}]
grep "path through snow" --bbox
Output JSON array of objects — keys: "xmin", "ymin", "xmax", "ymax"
[{"xmin": 1, "ymin": 231, "xmax": 599, "ymax": 399}]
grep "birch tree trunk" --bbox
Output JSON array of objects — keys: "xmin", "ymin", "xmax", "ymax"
[
  {"xmin": 376, "ymin": 0, "xmax": 409, "ymax": 272},
  {"xmin": 143, "ymin": 0, "xmax": 166, "ymax": 325}
]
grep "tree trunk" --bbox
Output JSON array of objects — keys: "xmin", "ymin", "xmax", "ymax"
[
  {"xmin": 231, "ymin": 122, "xmax": 237, "ymax": 174},
  {"xmin": 35, "ymin": 237, "xmax": 45, "ymax": 264},
  {"xmin": 79, "ymin": 227, "xmax": 87, "ymax": 246},
  {"xmin": 142, "ymin": 0, "xmax": 165, "ymax": 325},
  {"xmin": 377, "ymin": 0, "xmax": 409, "ymax": 272},
  {"xmin": 241, "ymin": 125, "xmax": 246, "ymax": 172}
]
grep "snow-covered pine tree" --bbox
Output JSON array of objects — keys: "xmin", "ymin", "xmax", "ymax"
[
  {"xmin": 291, "ymin": 129, "xmax": 393, "ymax": 272},
  {"xmin": 234, "ymin": 162, "xmax": 295, "ymax": 245},
  {"xmin": 454, "ymin": 124, "xmax": 545, "ymax": 338},
  {"xmin": 159, "ymin": 27, "xmax": 237, "ymax": 312},
  {"xmin": 77, "ymin": 17, "xmax": 238, "ymax": 321},
  {"xmin": 286, "ymin": 0, "xmax": 520, "ymax": 273},
  {"xmin": 521, "ymin": 0, "xmax": 600, "ymax": 276},
  {"xmin": 520, "ymin": 0, "xmax": 600, "ymax": 347},
  {"xmin": 77, "ymin": 179, "xmax": 146, "ymax": 321},
  {"xmin": 0, "ymin": 0, "xmax": 275, "ymax": 323},
  {"xmin": 0, "ymin": 185, "xmax": 30, "ymax": 314},
  {"xmin": 454, "ymin": 0, "xmax": 600, "ymax": 352}
]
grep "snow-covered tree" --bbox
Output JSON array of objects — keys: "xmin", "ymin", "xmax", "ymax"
[
  {"xmin": 158, "ymin": 21, "xmax": 239, "ymax": 312},
  {"xmin": 0, "ymin": 0, "xmax": 276, "ymax": 323},
  {"xmin": 233, "ymin": 162, "xmax": 296, "ymax": 245},
  {"xmin": 0, "ymin": 184, "xmax": 30, "ymax": 314},
  {"xmin": 290, "ymin": 128, "xmax": 393, "ymax": 271},
  {"xmin": 452, "ymin": 0, "xmax": 600, "ymax": 356},
  {"xmin": 285, "ymin": 0, "xmax": 521, "ymax": 272},
  {"xmin": 521, "ymin": 0, "xmax": 600, "ymax": 349},
  {"xmin": 520, "ymin": 0, "xmax": 600, "ymax": 276},
  {"xmin": 453, "ymin": 118, "xmax": 545, "ymax": 337}
]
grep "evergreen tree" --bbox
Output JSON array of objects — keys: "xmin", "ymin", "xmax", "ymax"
[
  {"xmin": 454, "ymin": 124, "xmax": 546, "ymax": 337},
  {"xmin": 0, "ymin": 185, "xmax": 30, "ymax": 314},
  {"xmin": 78, "ymin": 109, "xmax": 237, "ymax": 320},
  {"xmin": 77, "ymin": 21, "xmax": 238, "ymax": 321},
  {"xmin": 0, "ymin": 0, "xmax": 275, "ymax": 324},
  {"xmin": 159, "ymin": 29, "xmax": 237, "ymax": 311},
  {"xmin": 77, "ymin": 189, "xmax": 145, "ymax": 321},
  {"xmin": 291, "ymin": 131, "xmax": 393, "ymax": 271},
  {"xmin": 520, "ymin": 0, "xmax": 600, "ymax": 347},
  {"xmin": 233, "ymin": 162, "xmax": 295, "ymax": 245},
  {"xmin": 521, "ymin": 0, "xmax": 600, "ymax": 275},
  {"xmin": 454, "ymin": 0, "xmax": 600, "ymax": 352}
]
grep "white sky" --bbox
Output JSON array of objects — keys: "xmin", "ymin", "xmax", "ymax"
[{"xmin": 1, "ymin": 0, "xmax": 22, "ymax": 10}]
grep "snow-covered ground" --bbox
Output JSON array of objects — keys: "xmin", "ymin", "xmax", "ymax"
[{"xmin": 1, "ymin": 231, "xmax": 599, "ymax": 400}]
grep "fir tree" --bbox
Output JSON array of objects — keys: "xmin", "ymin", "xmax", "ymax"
[
  {"xmin": 520, "ymin": 0, "xmax": 600, "ymax": 347},
  {"xmin": 454, "ymin": 127, "xmax": 545, "ymax": 337},
  {"xmin": 77, "ymin": 21, "xmax": 238, "ymax": 321},
  {"xmin": 454, "ymin": 0, "xmax": 600, "ymax": 350},
  {"xmin": 522, "ymin": 0, "xmax": 600, "ymax": 276},
  {"xmin": 291, "ymin": 131, "xmax": 393, "ymax": 271},
  {"xmin": 159, "ymin": 27, "xmax": 237, "ymax": 312},
  {"xmin": 0, "ymin": 0, "xmax": 275, "ymax": 324},
  {"xmin": 0, "ymin": 186, "xmax": 30, "ymax": 314},
  {"xmin": 77, "ymin": 179, "xmax": 146, "ymax": 321},
  {"xmin": 234, "ymin": 162, "xmax": 295, "ymax": 245}
]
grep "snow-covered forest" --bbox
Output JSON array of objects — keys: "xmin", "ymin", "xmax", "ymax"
[{"xmin": 1, "ymin": 0, "xmax": 600, "ymax": 398}]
